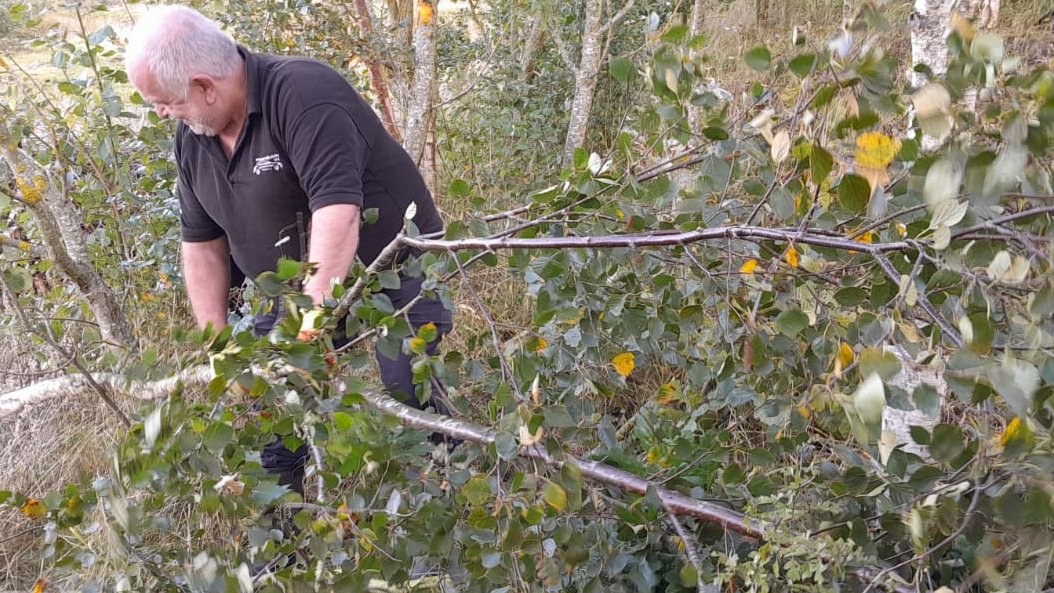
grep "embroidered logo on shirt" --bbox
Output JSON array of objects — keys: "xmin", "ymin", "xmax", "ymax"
[{"xmin": 252, "ymin": 154, "xmax": 283, "ymax": 175}]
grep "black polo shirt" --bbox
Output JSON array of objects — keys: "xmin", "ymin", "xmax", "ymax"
[{"xmin": 173, "ymin": 47, "xmax": 442, "ymax": 281}]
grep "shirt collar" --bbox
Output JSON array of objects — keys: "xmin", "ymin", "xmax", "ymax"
[{"xmin": 239, "ymin": 46, "xmax": 262, "ymax": 117}]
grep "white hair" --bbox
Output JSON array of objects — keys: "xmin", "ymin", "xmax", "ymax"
[{"xmin": 125, "ymin": 5, "xmax": 240, "ymax": 98}]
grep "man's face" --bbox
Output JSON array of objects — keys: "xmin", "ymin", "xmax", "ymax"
[{"xmin": 130, "ymin": 66, "xmax": 222, "ymax": 136}]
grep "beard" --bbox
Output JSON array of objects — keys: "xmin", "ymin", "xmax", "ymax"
[{"xmin": 186, "ymin": 120, "xmax": 218, "ymax": 137}]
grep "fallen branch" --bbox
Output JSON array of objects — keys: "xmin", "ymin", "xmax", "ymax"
[
  {"xmin": 0, "ymin": 365, "xmax": 212, "ymax": 418},
  {"xmin": 358, "ymin": 389, "xmax": 767, "ymax": 538}
]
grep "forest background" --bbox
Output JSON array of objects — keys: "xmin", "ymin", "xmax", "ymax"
[{"xmin": 3, "ymin": 0, "xmax": 1054, "ymax": 591}]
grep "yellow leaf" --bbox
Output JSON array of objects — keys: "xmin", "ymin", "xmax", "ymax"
[
  {"xmin": 784, "ymin": 245, "xmax": 800, "ymax": 268},
  {"xmin": 20, "ymin": 498, "xmax": 46, "ymax": 520},
  {"xmin": 854, "ymin": 132, "xmax": 900, "ymax": 169},
  {"xmin": 32, "ymin": 579, "xmax": 47, "ymax": 593},
  {"xmin": 409, "ymin": 336, "xmax": 427, "ymax": 354},
  {"xmin": 532, "ymin": 337, "xmax": 548, "ymax": 352},
  {"xmin": 740, "ymin": 259, "xmax": 759, "ymax": 275},
  {"xmin": 657, "ymin": 382, "xmax": 678, "ymax": 405},
  {"xmin": 796, "ymin": 404, "xmax": 812, "ymax": 419},
  {"xmin": 837, "ymin": 342, "xmax": 854, "ymax": 368},
  {"xmin": 999, "ymin": 417, "xmax": 1031, "ymax": 447},
  {"xmin": 855, "ymin": 231, "xmax": 873, "ymax": 244},
  {"xmin": 611, "ymin": 352, "xmax": 635, "ymax": 378},
  {"xmin": 418, "ymin": 0, "xmax": 434, "ymax": 25}
]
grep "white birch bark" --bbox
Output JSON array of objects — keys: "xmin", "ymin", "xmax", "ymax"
[
  {"xmin": 910, "ymin": 0, "xmax": 957, "ymax": 87},
  {"xmin": 561, "ymin": 0, "xmax": 636, "ymax": 165},
  {"xmin": 562, "ymin": 0, "xmax": 605, "ymax": 164},
  {"xmin": 402, "ymin": 0, "xmax": 439, "ymax": 167},
  {"xmin": 687, "ymin": 0, "xmax": 706, "ymax": 138},
  {"xmin": 0, "ymin": 139, "xmax": 137, "ymax": 351}
]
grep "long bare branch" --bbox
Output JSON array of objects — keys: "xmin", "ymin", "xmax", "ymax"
[{"xmin": 401, "ymin": 226, "xmax": 912, "ymax": 253}]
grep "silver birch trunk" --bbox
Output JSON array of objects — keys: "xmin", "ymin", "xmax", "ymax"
[
  {"xmin": 562, "ymin": 0, "xmax": 606, "ymax": 165},
  {"xmin": 403, "ymin": 0, "xmax": 439, "ymax": 167},
  {"xmin": 687, "ymin": 0, "xmax": 706, "ymax": 138},
  {"xmin": 0, "ymin": 143, "xmax": 137, "ymax": 351},
  {"xmin": 910, "ymin": 0, "xmax": 956, "ymax": 87}
]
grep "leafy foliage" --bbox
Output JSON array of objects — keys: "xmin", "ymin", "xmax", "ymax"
[{"xmin": 3, "ymin": 2, "xmax": 1054, "ymax": 593}]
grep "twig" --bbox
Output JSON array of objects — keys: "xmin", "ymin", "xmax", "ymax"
[
  {"xmin": 0, "ymin": 270, "xmax": 131, "ymax": 426},
  {"xmin": 860, "ymin": 480, "xmax": 987, "ymax": 593},
  {"xmin": 659, "ymin": 491, "xmax": 706, "ymax": 593}
]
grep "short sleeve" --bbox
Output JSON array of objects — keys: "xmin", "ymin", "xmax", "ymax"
[
  {"xmin": 174, "ymin": 133, "xmax": 224, "ymax": 242},
  {"xmin": 284, "ymin": 104, "xmax": 369, "ymax": 211}
]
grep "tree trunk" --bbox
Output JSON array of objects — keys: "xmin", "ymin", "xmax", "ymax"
[
  {"xmin": 960, "ymin": 0, "xmax": 1000, "ymax": 28},
  {"xmin": 687, "ymin": 0, "xmax": 706, "ymax": 138},
  {"xmin": 352, "ymin": 0, "xmax": 403, "ymax": 143},
  {"xmin": 910, "ymin": 0, "xmax": 956, "ymax": 87},
  {"xmin": 403, "ymin": 0, "xmax": 438, "ymax": 166},
  {"xmin": 521, "ymin": 15, "xmax": 546, "ymax": 85},
  {"xmin": 562, "ymin": 0, "xmax": 605, "ymax": 165},
  {"xmin": 0, "ymin": 140, "xmax": 137, "ymax": 351}
]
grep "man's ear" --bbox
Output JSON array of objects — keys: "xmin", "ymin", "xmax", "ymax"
[{"xmin": 191, "ymin": 75, "xmax": 218, "ymax": 104}]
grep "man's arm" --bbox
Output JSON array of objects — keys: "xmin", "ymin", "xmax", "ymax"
[
  {"xmin": 182, "ymin": 237, "xmax": 231, "ymax": 330},
  {"xmin": 304, "ymin": 203, "xmax": 361, "ymax": 305},
  {"xmin": 303, "ymin": 204, "xmax": 360, "ymax": 305}
]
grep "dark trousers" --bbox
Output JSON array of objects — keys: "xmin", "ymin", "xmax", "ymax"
[{"xmin": 259, "ymin": 276, "xmax": 453, "ymax": 495}]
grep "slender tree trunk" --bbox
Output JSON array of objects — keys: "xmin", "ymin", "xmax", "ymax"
[
  {"xmin": 960, "ymin": 0, "xmax": 1001, "ymax": 111},
  {"xmin": 910, "ymin": 0, "xmax": 956, "ymax": 87},
  {"xmin": 0, "ymin": 140, "xmax": 137, "ymax": 351},
  {"xmin": 562, "ymin": 0, "xmax": 605, "ymax": 165},
  {"xmin": 521, "ymin": 15, "xmax": 546, "ymax": 84},
  {"xmin": 403, "ymin": 0, "xmax": 438, "ymax": 166},
  {"xmin": 687, "ymin": 0, "xmax": 706, "ymax": 138},
  {"xmin": 960, "ymin": 0, "xmax": 1000, "ymax": 28},
  {"xmin": 352, "ymin": 0, "xmax": 403, "ymax": 143}
]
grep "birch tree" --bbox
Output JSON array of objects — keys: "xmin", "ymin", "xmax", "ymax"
[{"xmin": 554, "ymin": 0, "xmax": 637, "ymax": 164}]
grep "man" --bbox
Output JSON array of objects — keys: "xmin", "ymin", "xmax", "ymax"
[{"xmin": 126, "ymin": 5, "xmax": 452, "ymax": 494}]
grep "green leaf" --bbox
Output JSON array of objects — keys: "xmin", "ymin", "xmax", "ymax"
[
  {"xmin": 858, "ymin": 347, "xmax": 901, "ymax": 380},
  {"xmin": 2, "ymin": 268, "xmax": 32, "ymax": 294},
  {"xmin": 837, "ymin": 174, "xmax": 871, "ymax": 212},
  {"xmin": 745, "ymin": 46, "xmax": 772, "ymax": 71},
  {"xmin": 835, "ymin": 287, "xmax": 868, "ymax": 307},
  {"xmin": 702, "ymin": 126, "xmax": 729, "ymax": 141},
  {"xmin": 462, "ymin": 474, "xmax": 491, "ymax": 505},
  {"xmin": 448, "ymin": 178, "xmax": 470, "ymax": 198},
  {"xmin": 912, "ymin": 384, "xmax": 941, "ymax": 417},
  {"xmin": 542, "ymin": 481, "xmax": 567, "ymax": 511},
  {"xmin": 494, "ymin": 431, "xmax": 518, "ymax": 460},
  {"xmin": 203, "ymin": 423, "xmax": 233, "ymax": 452},
  {"xmin": 929, "ymin": 424, "xmax": 965, "ymax": 462},
  {"xmin": 362, "ymin": 207, "xmax": 380, "ymax": 225},
  {"xmin": 909, "ymin": 425, "xmax": 931, "ymax": 445},
  {"xmin": 662, "ymin": 24, "xmax": 689, "ymax": 43},
  {"xmin": 986, "ymin": 356, "xmax": 1040, "ymax": 418},
  {"xmin": 810, "ymin": 145, "xmax": 834, "ymax": 185},
  {"xmin": 275, "ymin": 258, "xmax": 303, "ymax": 282},
  {"xmin": 774, "ymin": 309, "xmax": 809, "ymax": 336},
  {"xmin": 609, "ymin": 57, "xmax": 634, "ymax": 82},
  {"xmin": 788, "ymin": 53, "xmax": 816, "ymax": 77},
  {"xmin": 251, "ymin": 482, "xmax": 290, "ymax": 506}
]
